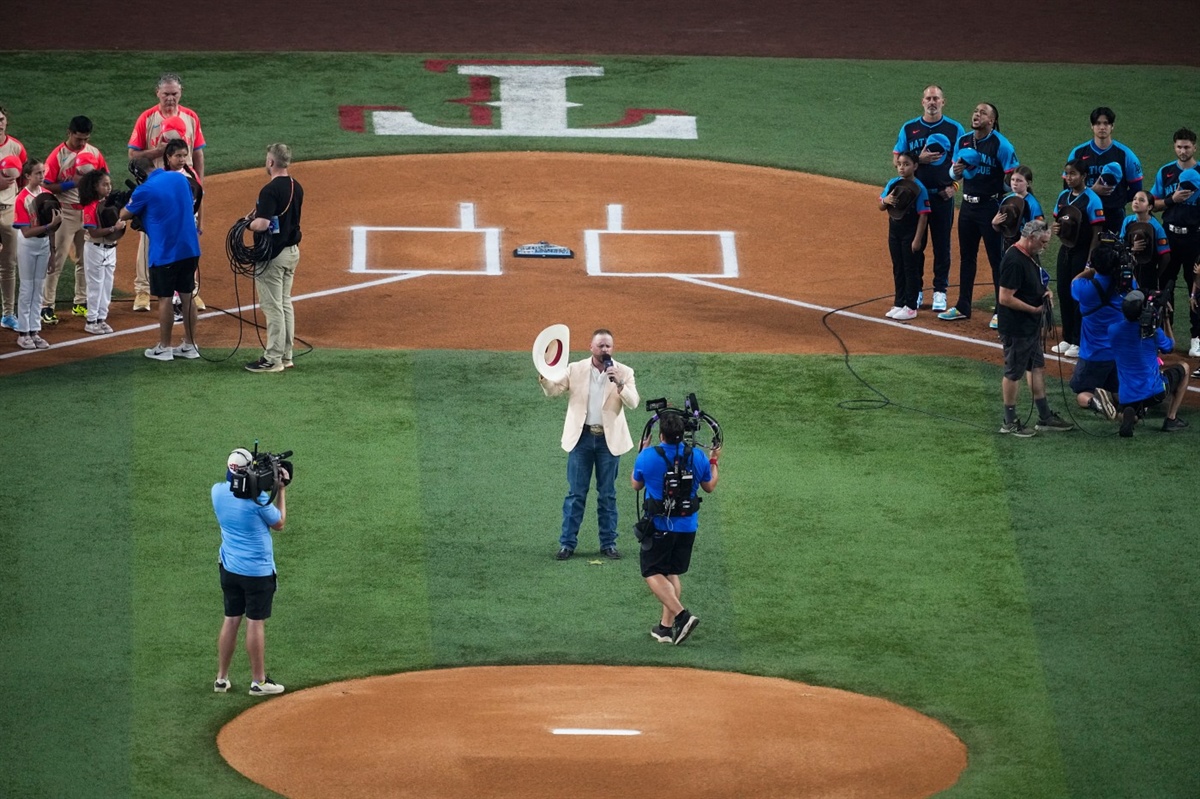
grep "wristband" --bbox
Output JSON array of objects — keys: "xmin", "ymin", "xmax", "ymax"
[
  {"xmin": 1166, "ymin": 195, "xmax": 1175, "ymax": 208},
  {"xmin": 60, "ymin": 180, "xmax": 76, "ymax": 192},
  {"xmin": 709, "ymin": 459, "xmax": 718, "ymax": 466}
]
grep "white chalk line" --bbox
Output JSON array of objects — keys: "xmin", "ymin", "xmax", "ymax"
[
  {"xmin": 551, "ymin": 728, "xmax": 641, "ymax": 736},
  {"xmin": 0, "ymin": 272, "xmax": 426, "ymax": 361},
  {"xmin": 6, "ymin": 267, "xmax": 1198, "ymax": 398}
]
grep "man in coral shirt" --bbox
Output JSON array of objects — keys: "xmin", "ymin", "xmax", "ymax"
[
  {"xmin": 128, "ymin": 72, "xmax": 207, "ymax": 311},
  {"xmin": 43, "ymin": 115, "xmax": 108, "ymax": 325}
]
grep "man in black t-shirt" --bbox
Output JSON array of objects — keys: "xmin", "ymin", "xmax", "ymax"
[
  {"xmin": 246, "ymin": 143, "xmax": 304, "ymax": 373},
  {"xmin": 996, "ymin": 219, "xmax": 1074, "ymax": 436}
]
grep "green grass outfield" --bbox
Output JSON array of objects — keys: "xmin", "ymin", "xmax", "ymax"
[{"xmin": 0, "ymin": 53, "xmax": 1198, "ymax": 798}]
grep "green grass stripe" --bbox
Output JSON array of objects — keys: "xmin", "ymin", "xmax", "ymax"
[{"xmin": 0, "ymin": 356, "xmax": 136, "ymax": 798}]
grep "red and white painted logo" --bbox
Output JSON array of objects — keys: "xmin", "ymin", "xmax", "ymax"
[{"xmin": 339, "ymin": 60, "xmax": 697, "ymax": 140}]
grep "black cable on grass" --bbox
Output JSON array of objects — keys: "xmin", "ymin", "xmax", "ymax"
[{"xmin": 821, "ymin": 287, "xmax": 1046, "ymax": 433}]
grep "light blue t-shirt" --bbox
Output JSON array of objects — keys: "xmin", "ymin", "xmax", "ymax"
[{"xmin": 212, "ymin": 481, "xmax": 282, "ymax": 577}]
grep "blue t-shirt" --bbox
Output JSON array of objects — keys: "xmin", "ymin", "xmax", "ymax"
[
  {"xmin": 1119, "ymin": 214, "xmax": 1170, "ymax": 258},
  {"xmin": 632, "ymin": 442, "xmax": 713, "ymax": 534},
  {"xmin": 1071, "ymin": 272, "xmax": 1127, "ymax": 361},
  {"xmin": 124, "ymin": 169, "xmax": 201, "ymax": 267},
  {"xmin": 1107, "ymin": 318, "xmax": 1172, "ymax": 403},
  {"xmin": 212, "ymin": 481, "xmax": 282, "ymax": 577}
]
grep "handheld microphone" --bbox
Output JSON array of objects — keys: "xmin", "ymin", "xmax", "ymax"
[{"xmin": 602, "ymin": 355, "xmax": 615, "ymax": 381}]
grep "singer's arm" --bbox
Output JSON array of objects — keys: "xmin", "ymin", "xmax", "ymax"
[{"xmin": 617, "ymin": 367, "xmax": 639, "ymax": 408}]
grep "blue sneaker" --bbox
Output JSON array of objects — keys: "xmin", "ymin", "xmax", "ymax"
[
  {"xmin": 0, "ymin": 314, "xmax": 16, "ymax": 330},
  {"xmin": 916, "ymin": 290, "xmax": 924, "ymax": 309},
  {"xmin": 937, "ymin": 307, "xmax": 967, "ymax": 321}
]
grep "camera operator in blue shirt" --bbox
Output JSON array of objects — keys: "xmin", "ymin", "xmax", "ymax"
[
  {"xmin": 1108, "ymin": 291, "xmax": 1191, "ymax": 437},
  {"xmin": 211, "ymin": 448, "xmax": 289, "ymax": 696},
  {"xmin": 631, "ymin": 412, "xmax": 719, "ymax": 646},
  {"xmin": 1069, "ymin": 240, "xmax": 1131, "ymax": 420}
]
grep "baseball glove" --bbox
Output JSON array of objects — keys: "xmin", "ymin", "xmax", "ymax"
[
  {"xmin": 1124, "ymin": 221, "xmax": 1155, "ymax": 266},
  {"xmin": 1056, "ymin": 204, "xmax": 1085, "ymax": 248},
  {"xmin": 33, "ymin": 192, "xmax": 62, "ymax": 227},
  {"xmin": 886, "ymin": 178, "xmax": 920, "ymax": 220},
  {"xmin": 997, "ymin": 195, "xmax": 1026, "ymax": 239}
]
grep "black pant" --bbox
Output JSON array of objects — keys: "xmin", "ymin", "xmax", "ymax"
[
  {"xmin": 889, "ymin": 226, "xmax": 924, "ymax": 309},
  {"xmin": 1057, "ymin": 243, "xmax": 1090, "ymax": 345},
  {"xmin": 1160, "ymin": 231, "xmax": 1200, "ymax": 338},
  {"xmin": 927, "ymin": 193, "xmax": 955, "ymax": 293},
  {"xmin": 954, "ymin": 201, "xmax": 1003, "ymax": 317}
]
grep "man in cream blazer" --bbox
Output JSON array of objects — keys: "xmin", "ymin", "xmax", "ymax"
[{"xmin": 539, "ymin": 329, "xmax": 639, "ymax": 560}]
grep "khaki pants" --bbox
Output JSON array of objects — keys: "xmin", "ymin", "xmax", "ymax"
[
  {"xmin": 0, "ymin": 204, "xmax": 16, "ymax": 317},
  {"xmin": 43, "ymin": 205, "xmax": 87, "ymax": 307},
  {"xmin": 254, "ymin": 245, "xmax": 299, "ymax": 364}
]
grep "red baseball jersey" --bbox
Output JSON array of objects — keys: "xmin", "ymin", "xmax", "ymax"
[
  {"xmin": 0, "ymin": 134, "xmax": 28, "ymax": 205},
  {"xmin": 129, "ymin": 106, "xmax": 205, "ymax": 168},
  {"xmin": 44, "ymin": 142, "xmax": 108, "ymax": 205},
  {"xmin": 12, "ymin": 186, "xmax": 45, "ymax": 227}
]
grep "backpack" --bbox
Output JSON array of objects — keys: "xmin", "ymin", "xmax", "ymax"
[{"xmin": 643, "ymin": 444, "xmax": 701, "ymax": 518}]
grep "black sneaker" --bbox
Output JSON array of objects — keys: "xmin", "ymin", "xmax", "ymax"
[
  {"xmin": 999, "ymin": 420, "xmax": 1035, "ymax": 438},
  {"xmin": 650, "ymin": 624, "xmax": 673, "ymax": 643},
  {"xmin": 555, "ymin": 547, "xmax": 574, "ymax": 561},
  {"xmin": 671, "ymin": 608, "xmax": 700, "ymax": 645},
  {"xmin": 600, "ymin": 547, "xmax": 621, "ymax": 560},
  {"xmin": 245, "ymin": 357, "xmax": 284, "ymax": 373},
  {"xmin": 1119, "ymin": 407, "xmax": 1137, "ymax": 438},
  {"xmin": 1035, "ymin": 413, "xmax": 1074, "ymax": 432},
  {"xmin": 40, "ymin": 306, "xmax": 59, "ymax": 325},
  {"xmin": 1162, "ymin": 416, "xmax": 1189, "ymax": 433}
]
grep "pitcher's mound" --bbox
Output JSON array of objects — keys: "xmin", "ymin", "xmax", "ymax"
[{"xmin": 218, "ymin": 665, "xmax": 966, "ymax": 798}]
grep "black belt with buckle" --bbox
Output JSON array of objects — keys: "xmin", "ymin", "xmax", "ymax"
[
  {"xmin": 1167, "ymin": 223, "xmax": 1194, "ymax": 236},
  {"xmin": 0, "ymin": 203, "xmax": 11, "ymax": 210},
  {"xmin": 585, "ymin": 424, "xmax": 605, "ymax": 435},
  {"xmin": 90, "ymin": 242, "xmax": 117, "ymax": 249},
  {"xmin": 963, "ymin": 194, "xmax": 999, "ymax": 204}
]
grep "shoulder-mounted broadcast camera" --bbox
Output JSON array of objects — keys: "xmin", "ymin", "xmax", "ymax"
[
  {"xmin": 229, "ymin": 441, "xmax": 294, "ymax": 504},
  {"xmin": 1092, "ymin": 230, "xmax": 1137, "ymax": 294},
  {"xmin": 641, "ymin": 393, "xmax": 723, "ymax": 452}
]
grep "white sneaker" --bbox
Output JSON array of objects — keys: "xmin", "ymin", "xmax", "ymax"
[
  {"xmin": 885, "ymin": 306, "xmax": 902, "ymax": 318},
  {"xmin": 100, "ymin": 321, "xmax": 114, "ymax": 334},
  {"xmin": 173, "ymin": 343, "xmax": 201, "ymax": 360},
  {"xmin": 932, "ymin": 292, "xmax": 948, "ymax": 312},
  {"xmin": 1190, "ymin": 337, "xmax": 1200, "ymax": 358},
  {"xmin": 249, "ymin": 677, "xmax": 285, "ymax": 696},
  {"xmin": 144, "ymin": 345, "xmax": 174, "ymax": 361},
  {"xmin": 1051, "ymin": 341, "xmax": 1071, "ymax": 354},
  {"xmin": 84, "ymin": 321, "xmax": 105, "ymax": 335},
  {"xmin": 31, "ymin": 335, "xmax": 49, "ymax": 349},
  {"xmin": 1065, "ymin": 344, "xmax": 1080, "ymax": 358},
  {"xmin": 893, "ymin": 306, "xmax": 918, "ymax": 321},
  {"xmin": 214, "ymin": 678, "xmax": 231, "ymax": 693},
  {"xmin": 17, "ymin": 334, "xmax": 35, "ymax": 350}
]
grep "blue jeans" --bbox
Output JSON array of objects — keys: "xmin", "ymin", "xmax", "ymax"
[{"xmin": 561, "ymin": 431, "xmax": 620, "ymax": 550}]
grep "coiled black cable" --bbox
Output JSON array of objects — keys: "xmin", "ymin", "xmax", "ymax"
[{"xmin": 225, "ymin": 217, "xmax": 272, "ymax": 276}]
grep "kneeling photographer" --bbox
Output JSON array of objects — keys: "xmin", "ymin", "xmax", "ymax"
[
  {"xmin": 211, "ymin": 445, "xmax": 293, "ymax": 696},
  {"xmin": 631, "ymin": 412, "xmax": 719, "ymax": 646},
  {"xmin": 1069, "ymin": 236, "xmax": 1133, "ymax": 420},
  {"xmin": 1109, "ymin": 291, "xmax": 1191, "ymax": 436}
]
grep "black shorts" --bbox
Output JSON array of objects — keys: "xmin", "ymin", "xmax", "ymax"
[
  {"xmin": 219, "ymin": 563, "xmax": 277, "ymax": 620},
  {"xmin": 149, "ymin": 256, "xmax": 199, "ymax": 297},
  {"xmin": 1121, "ymin": 364, "xmax": 1185, "ymax": 413},
  {"xmin": 639, "ymin": 531, "xmax": 695, "ymax": 578},
  {"xmin": 1001, "ymin": 333, "xmax": 1045, "ymax": 381},
  {"xmin": 1069, "ymin": 358, "xmax": 1118, "ymax": 394}
]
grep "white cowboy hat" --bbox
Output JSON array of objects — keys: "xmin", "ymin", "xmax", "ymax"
[{"xmin": 532, "ymin": 324, "xmax": 570, "ymax": 382}]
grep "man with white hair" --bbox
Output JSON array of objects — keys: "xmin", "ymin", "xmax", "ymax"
[
  {"xmin": 128, "ymin": 72, "xmax": 207, "ymax": 312},
  {"xmin": 211, "ymin": 447, "xmax": 289, "ymax": 697},
  {"xmin": 996, "ymin": 219, "xmax": 1075, "ymax": 436}
]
